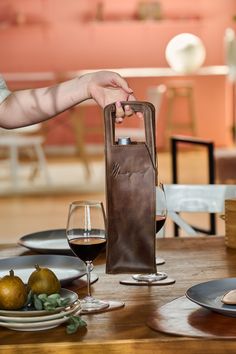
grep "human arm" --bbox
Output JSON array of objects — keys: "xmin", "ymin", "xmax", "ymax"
[{"xmin": 0, "ymin": 71, "xmax": 136, "ymax": 129}]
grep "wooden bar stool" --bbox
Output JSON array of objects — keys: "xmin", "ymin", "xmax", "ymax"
[
  {"xmin": 165, "ymin": 81, "xmax": 197, "ymax": 149},
  {"xmin": 70, "ymin": 100, "xmax": 104, "ymax": 179}
]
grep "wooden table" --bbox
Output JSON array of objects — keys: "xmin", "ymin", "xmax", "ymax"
[{"xmin": 1, "ymin": 236, "xmax": 236, "ymax": 354}]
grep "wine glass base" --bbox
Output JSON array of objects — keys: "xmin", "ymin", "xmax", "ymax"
[
  {"xmin": 132, "ymin": 272, "xmax": 168, "ymax": 283},
  {"xmin": 80, "ymin": 297, "xmax": 109, "ymax": 313}
]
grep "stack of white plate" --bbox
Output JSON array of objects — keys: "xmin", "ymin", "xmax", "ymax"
[{"xmin": 0, "ymin": 289, "xmax": 80, "ymax": 331}]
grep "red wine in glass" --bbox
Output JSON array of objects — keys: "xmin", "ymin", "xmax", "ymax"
[
  {"xmin": 155, "ymin": 215, "xmax": 166, "ymax": 266},
  {"xmin": 156, "ymin": 215, "xmax": 166, "ymax": 233},
  {"xmin": 66, "ymin": 201, "xmax": 109, "ymax": 312},
  {"xmin": 69, "ymin": 236, "xmax": 107, "ymax": 262}
]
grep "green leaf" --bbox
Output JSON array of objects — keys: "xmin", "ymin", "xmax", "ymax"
[
  {"xmin": 38, "ymin": 294, "xmax": 48, "ymax": 301},
  {"xmin": 33, "ymin": 295, "xmax": 43, "ymax": 310},
  {"xmin": 25, "ymin": 290, "xmax": 33, "ymax": 306},
  {"xmin": 47, "ymin": 293, "xmax": 60, "ymax": 300},
  {"xmin": 44, "ymin": 303, "xmax": 56, "ymax": 311},
  {"xmin": 57, "ymin": 297, "xmax": 70, "ymax": 307},
  {"xmin": 44, "ymin": 297, "xmax": 57, "ymax": 306},
  {"xmin": 66, "ymin": 315, "xmax": 87, "ymax": 334},
  {"xmin": 30, "ymin": 293, "xmax": 74, "ymax": 312}
]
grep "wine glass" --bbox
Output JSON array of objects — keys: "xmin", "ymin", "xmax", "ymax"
[
  {"xmin": 132, "ymin": 183, "xmax": 168, "ymax": 282},
  {"xmin": 66, "ymin": 200, "xmax": 109, "ymax": 312}
]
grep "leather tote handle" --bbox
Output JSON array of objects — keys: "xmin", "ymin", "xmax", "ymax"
[{"xmin": 104, "ymin": 101, "xmax": 156, "ymax": 168}]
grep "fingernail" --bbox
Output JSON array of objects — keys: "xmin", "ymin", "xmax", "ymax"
[
  {"xmin": 116, "ymin": 101, "xmax": 122, "ymax": 107},
  {"xmin": 125, "ymin": 106, "xmax": 132, "ymax": 112},
  {"xmin": 125, "ymin": 105, "xmax": 133, "ymax": 116}
]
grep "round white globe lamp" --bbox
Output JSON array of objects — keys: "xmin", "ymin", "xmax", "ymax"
[{"xmin": 165, "ymin": 33, "xmax": 206, "ymax": 74}]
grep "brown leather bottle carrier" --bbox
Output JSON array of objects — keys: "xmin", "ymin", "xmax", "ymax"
[{"xmin": 104, "ymin": 101, "xmax": 157, "ymax": 274}]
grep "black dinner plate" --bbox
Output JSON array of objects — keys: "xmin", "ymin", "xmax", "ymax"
[
  {"xmin": 18, "ymin": 229, "xmax": 72, "ymax": 255},
  {"xmin": 0, "ymin": 254, "xmax": 86, "ymax": 286},
  {"xmin": 186, "ymin": 278, "xmax": 236, "ymax": 317}
]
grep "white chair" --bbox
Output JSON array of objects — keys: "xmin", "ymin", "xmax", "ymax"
[
  {"xmin": 115, "ymin": 84, "xmax": 166, "ymax": 142},
  {"xmin": 159, "ymin": 184, "xmax": 236, "ymax": 236},
  {"xmin": 0, "ymin": 124, "xmax": 51, "ymax": 188}
]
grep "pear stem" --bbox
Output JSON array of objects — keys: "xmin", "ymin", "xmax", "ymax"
[{"xmin": 35, "ymin": 264, "xmax": 40, "ymax": 271}]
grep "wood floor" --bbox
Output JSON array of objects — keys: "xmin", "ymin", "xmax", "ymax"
[{"xmin": 0, "ymin": 149, "xmax": 224, "ymax": 243}]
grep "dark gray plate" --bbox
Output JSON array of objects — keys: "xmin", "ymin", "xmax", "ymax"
[
  {"xmin": 18, "ymin": 229, "xmax": 72, "ymax": 255},
  {"xmin": 186, "ymin": 278, "xmax": 236, "ymax": 317},
  {"xmin": 0, "ymin": 254, "xmax": 86, "ymax": 286}
]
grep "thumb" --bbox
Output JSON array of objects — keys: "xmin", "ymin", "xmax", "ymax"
[{"xmin": 112, "ymin": 76, "xmax": 133, "ymax": 94}]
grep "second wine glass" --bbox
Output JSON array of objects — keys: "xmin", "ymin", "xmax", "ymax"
[
  {"xmin": 132, "ymin": 183, "xmax": 168, "ymax": 282},
  {"xmin": 66, "ymin": 200, "xmax": 109, "ymax": 312}
]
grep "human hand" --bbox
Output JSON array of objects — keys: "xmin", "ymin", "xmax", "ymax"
[{"xmin": 83, "ymin": 71, "xmax": 138, "ymax": 122}]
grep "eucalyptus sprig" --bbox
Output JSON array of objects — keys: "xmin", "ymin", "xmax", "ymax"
[
  {"xmin": 33, "ymin": 293, "xmax": 70, "ymax": 311},
  {"xmin": 25, "ymin": 291, "xmax": 87, "ymax": 334}
]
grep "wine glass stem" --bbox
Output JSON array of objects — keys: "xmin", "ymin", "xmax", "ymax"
[{"xmin": 86, "ymin": 260, "xmax": 93, "ymax": 297}]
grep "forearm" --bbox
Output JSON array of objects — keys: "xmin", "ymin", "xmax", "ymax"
[
  {"xmin": 0, "ymin": 70, "xmax": 135, "ymax": 129},
  {"xmin": 0, "ymin": 76, "xmax": 90, "ymax": 129}
]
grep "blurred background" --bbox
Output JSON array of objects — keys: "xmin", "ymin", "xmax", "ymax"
[{"xmin": 1, "ymin": 0, "xmax": 236, "ymax": 240}]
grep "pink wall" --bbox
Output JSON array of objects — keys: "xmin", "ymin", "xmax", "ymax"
[
  {"xmin": 0, "ymin": 0, "xmax": 236, "ymax": 149},
  {"xmin": 1, "ymin": 0, "xmax": 236, "ymax": 72}
]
